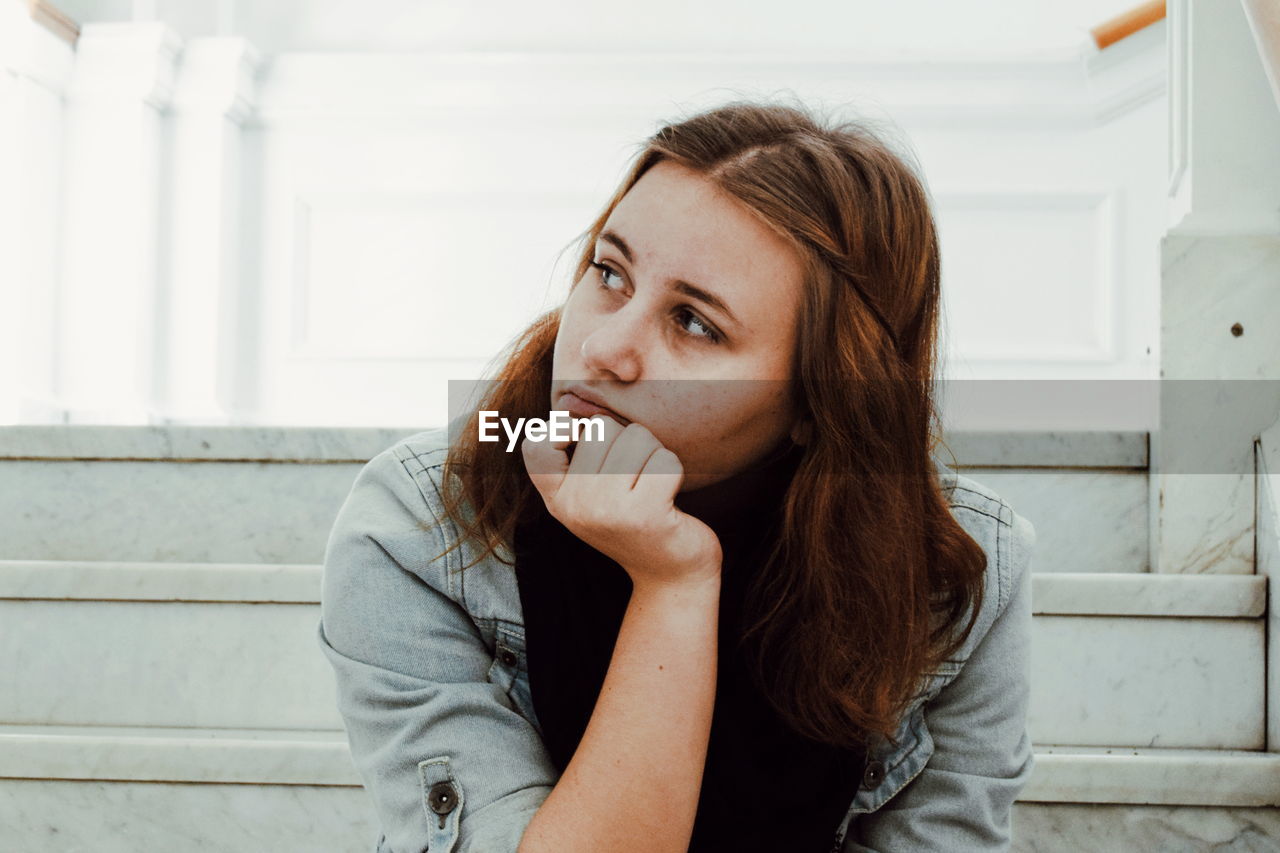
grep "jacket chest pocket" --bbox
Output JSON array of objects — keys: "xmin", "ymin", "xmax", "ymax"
[
  {"xmin": 485, "ymin": 623, "xmax": 542, "ymax": 735},
  {"xmin": 841, "ymin": 659, "xmax": 964, "ymax": 819}
]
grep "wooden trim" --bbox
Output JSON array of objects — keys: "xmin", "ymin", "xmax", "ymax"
[
  {"xmin": 1091, "ymin": 0, "xmax": 1166, "ymax": 50},
  {"xmin": 25, "ymin": 0, "xmax": 79, "ymax": 46}
]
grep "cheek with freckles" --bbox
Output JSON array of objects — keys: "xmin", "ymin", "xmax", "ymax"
[
  {"xmin": 654, "ymin": 388, "xmax": 790, "ymax": 472},
  {"xmin": 613, "ymin": 391, "xmax": 717, "ymax": 469}
]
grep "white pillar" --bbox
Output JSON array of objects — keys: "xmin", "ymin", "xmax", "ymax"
[
  {"xmin": 0, "ymin": 2, "xmax": 29, "ymax": 426},
  {"xmin": 57, "ymin": 22, "xmax": 180, "ymax": 423},
  {"xmin": 153, "ymin": 38, "xmax": 260, "ymax": 424},
  {"xmin": 0, "ymin": 3, "xmax": 75, "ymax": 425},
  {"xmin": 1157, "ymin": 0, "xmax": 1280, "ymax": 574}
]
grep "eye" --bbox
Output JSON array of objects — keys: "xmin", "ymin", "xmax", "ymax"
[
  {"xmin": 675, "ymin": 307, "xmax": 723, "ymax": 344},
  {"xmin": 589, "ymin": 260, "xmax": 624, "ymax": 292}
]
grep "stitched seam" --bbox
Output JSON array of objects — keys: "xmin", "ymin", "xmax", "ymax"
[
  {"xmin": 394, "ymin": 446, "xmax": 469, "ymax": 605},
  {"xmin": 875, "ymin": 756, "xmax": 927, "ymax": 806},
  {"xmin": 842, "ymin": 710, "xmax": 928, "ymax": 819},
  {"xmin": 390, "ymin": 447, "xmax": 450, "ymax": 583},
  {"xmin": 950, "ymin": 483, "xmax": 999, "ymax": 499},
  {"xmin": 407, "ymin": 454, "xmax": 467, "ymax": 594},
  {"xmin": 948, "ymin": 502, "xmax": 1007, "ymax": 526},
  {"xmin": 408, "ymin": 449, "xmax": 448, "ymax": 470},
  {"xmin": 495, "ymin": 621, "xmax": 527, "ymax": 653},
  {"xmin": 949, "ymin": 483, "xmax": 1003, "ymax": 505},
  {"xmin": 868, "ymin": 711, "xmax": 932, "ymax": 809},
  {"xmin": 948, "ymin": 487, "xmax": 1016, "ymax": 528},
  {"xmin": 997, "ymin": 503, "xmax": 1009, "ymax": 612},
  {"xmin": 472, "ymin": 615, "xmax": 526, "ymax": 637},
  {"xmin": 882, "ymin": 707, "xmax": 925, "ymax": 777}
]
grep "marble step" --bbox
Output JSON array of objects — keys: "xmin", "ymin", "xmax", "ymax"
[
  {"xmin": 0, "ymin": 560, "xmax": 1264, "ymax": 748},
  {"xmin": 0, "ymin": 777, "xmax": 384, "ymax": 853},
  {"xmin": 2, "ymin": 776, "xmax": 1277, "ymax": 853},
  {"xmin": 0, "ymin": 724, "xmax": 1276, "ymax": 807},
  {"xmin": 0, "ymin": 426, "xmax": 1151, "ymax": 571}
]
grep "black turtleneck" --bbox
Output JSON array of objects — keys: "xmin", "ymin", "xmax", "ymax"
[{"xmin": 511, "ymin": 439, "xmax": 867, "ymax": 853}]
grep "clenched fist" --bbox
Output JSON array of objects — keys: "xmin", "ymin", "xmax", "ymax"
[{"xmin": 521, "ymin": 414, "xmax": 723, "ymax": 592}]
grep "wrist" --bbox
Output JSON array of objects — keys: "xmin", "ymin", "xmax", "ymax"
[{"xmin": 630, "ymin": 560, "xmax": 722, "ymax": 601}]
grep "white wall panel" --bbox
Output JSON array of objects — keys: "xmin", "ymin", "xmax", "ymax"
[{"xmin": 936, "ymin": 189, "xmax": 1118, "ymax": 363}]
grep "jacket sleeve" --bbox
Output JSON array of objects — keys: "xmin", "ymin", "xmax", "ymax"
[
  {"xmin": 848, "ymin": 510, "xmax": 1037, "ymax": 852},
  {"xmin": 317, "ymin": 445, "xmax": 558, "ymax": 853}
]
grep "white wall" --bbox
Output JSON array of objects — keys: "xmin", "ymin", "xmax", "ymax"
[
  {"xmin": 3, "ymin": 1, "xmax": 1169, "ymax": 428},
  {"xmin": 58, "ymin": 0, "xmax": 1141, "ymax": 53}
]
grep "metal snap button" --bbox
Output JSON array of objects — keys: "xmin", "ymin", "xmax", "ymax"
[
  {"xmin": 427, "ymin": 781, "xmax": 458, "ymax": 816},
  {"xmin": 861, "ymin": 759, "xmax": 886, "ymax": 790},
  {"xmin": 499, "ymin": 648, "xmax": 518, "ymax": 667}
]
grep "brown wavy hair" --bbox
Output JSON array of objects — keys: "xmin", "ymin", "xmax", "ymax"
[{"xmin": 436, "ymin": 97, "xmax": 986, "ymax": 751}]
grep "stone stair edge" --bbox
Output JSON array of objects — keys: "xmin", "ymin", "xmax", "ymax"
[
  {"xmin": 0, "ymin": 561, "xmax": 1260, "ymax": 616},
  {"xmin": 0, "ymin": 727, "xmax": 1274, "ymax": 806}
]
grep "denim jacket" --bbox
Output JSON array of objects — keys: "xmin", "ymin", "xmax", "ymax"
[{"xmin": 317, "ymin": 426, "xmax": 1037, "ymax": 853}]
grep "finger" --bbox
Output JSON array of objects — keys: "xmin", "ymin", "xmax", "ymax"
[
  {"xmin": 558, "ymin": 416, "xmax": 598, "ymax": 464},
  {"xmin": 565, "ymin": 414, "xmax": 625, "ymax": 475},
  {"xmin": 548, "ymin": 413, "xmax": 581, "ymax": 452},
  {"xmin": 598, "ymin": 423, "xmax": 661, "ymax": 480},
  {"xmin": 632, "ymin": 447, "xmax": 684, "ymax": 506},
  {"xmin": 522, "ymin": 429, "xmax": 569, "ymax": 501}
]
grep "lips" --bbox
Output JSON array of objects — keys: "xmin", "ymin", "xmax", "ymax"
[{"xmin": 557, "ymin": 386, "xmax": 629, "ymax": 425}]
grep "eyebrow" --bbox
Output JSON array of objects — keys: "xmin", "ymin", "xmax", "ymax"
[{"xmin": 598, "ymin": 229, "xmax": 745, "ymax": 332}]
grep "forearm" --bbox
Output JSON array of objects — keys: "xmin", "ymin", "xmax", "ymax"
[{"xmin": 517, "ymin": 570, "xmax": 721, "ymax": 853}]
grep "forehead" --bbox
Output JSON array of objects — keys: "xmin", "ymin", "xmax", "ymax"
[{"xmin": 601, "ymin": 161, "xmax": 805, "ymax": 336}]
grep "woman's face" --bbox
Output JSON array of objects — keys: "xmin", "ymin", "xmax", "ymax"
[{"xmin": 551, "ymin": 159, "xmax": 806, "ymax": 490}]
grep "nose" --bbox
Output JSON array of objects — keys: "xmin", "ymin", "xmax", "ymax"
[{"xmin": 580, "ymin": 306, "xmax": 644, "ymax": 382}]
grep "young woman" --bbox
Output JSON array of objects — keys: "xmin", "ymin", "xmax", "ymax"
[{"xmin": 318, "ymin": 99, "xmax": 1038, "ymax": 853}]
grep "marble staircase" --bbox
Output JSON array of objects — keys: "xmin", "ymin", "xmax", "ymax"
[{"xmin": 1, "ymin": 425, "xmax": 1277, "ymax": 851}]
